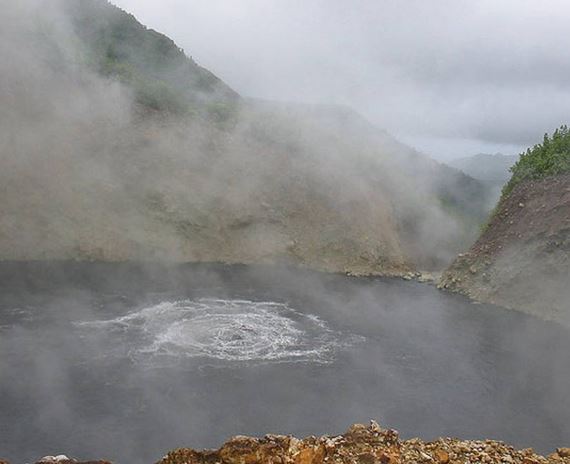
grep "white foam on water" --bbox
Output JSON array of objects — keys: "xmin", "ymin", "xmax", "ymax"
[{"xmin": 76, "ymin": 298, "xmax": 361, "ymax": 366}]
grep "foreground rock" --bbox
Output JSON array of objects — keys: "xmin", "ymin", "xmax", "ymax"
[
  {"xmin": 155, "ymin": 422, "xmax": 569, "ymax": 464},
  {"xmin": 35, "ymin": 457, "xmax": 110, "ymax": 464},
  {"xmin": 440, "ymin": 173, "xmax": 570, "ymax": 326},
  {"xmin": 0, "ymin": 458, "xmax": 110, "ymax": 464},
  {"xmin": 3, "ymin": 422, "xmax": 569, "ymax": 464}
]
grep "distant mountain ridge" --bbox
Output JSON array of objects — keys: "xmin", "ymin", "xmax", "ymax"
[{"xmin": 448, "ymin": 153, "xmax": 518, "ymax": 183}]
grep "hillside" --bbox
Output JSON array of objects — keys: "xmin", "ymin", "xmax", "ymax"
[
  {"xmin": 65, "ymin": 0, "xmax": 238, "ymax": 116},
  {"xmin": 0, "ymin": 0, "xmax": 490, "ymax": 275},
  {"xmin": 441, "ymin": 128, "xmax": 570, "ymax": 325}
]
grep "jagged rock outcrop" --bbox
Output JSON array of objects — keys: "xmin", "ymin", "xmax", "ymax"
[
  {"xmin": 7, "ymin": 422, "xmax": 569, "ymax": 464},
  {"xmin": 440, "ymin": 173, "xmax": 570, "ymax": 325},
  {"xmin": 156, "ymin": 422, "xmax": 570, "ymax": 464}
]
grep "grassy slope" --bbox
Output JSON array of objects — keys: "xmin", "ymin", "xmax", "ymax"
[
  {"xmin": 64, "ymin": 0, "xmax": 239, "ymax": 119},
  {"xmin": 503, "ymin": 125, "xmax": 570, "ymax": 196}
]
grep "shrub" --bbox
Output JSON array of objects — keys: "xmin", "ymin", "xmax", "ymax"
[{"xmin": 503, "ymin": 125, "xmax": 570, "ymax": 196}]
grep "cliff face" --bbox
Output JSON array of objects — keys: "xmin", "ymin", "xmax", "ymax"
[
  {"xmin": 0, "ymin": 0, "xmax": 490, "ymax": 275},
  {"xmin": 440, "ymin": 173, "xmax": 570, "ymax": 325}
]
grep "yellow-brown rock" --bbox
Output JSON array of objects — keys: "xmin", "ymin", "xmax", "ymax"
[
  {"xmin": 294, "ymin": 445, "xmax": 325, "ymax": 464},
  {"xmin": 435, "ymin": 449, "xmax": 450, "ymax": 464},
  {"xmin": 21, "ymin": 423, "xmax": 570, "ymax": 464}
]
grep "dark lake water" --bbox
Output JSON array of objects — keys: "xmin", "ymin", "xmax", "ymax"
[{"xmin": 0, "ymin": 262, "xmax": 569, "ymax": 463}]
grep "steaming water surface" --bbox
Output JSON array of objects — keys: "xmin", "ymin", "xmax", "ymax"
[
  {"xmin": 0, "ymin": 263, "xmax": 569, "ymax": 463},
  {"xmin": 75, "ymin": 298, "xmax": 360, "ymax": 365}
]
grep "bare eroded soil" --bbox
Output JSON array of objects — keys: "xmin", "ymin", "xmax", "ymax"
[{"xmin": 440, "ymin": 173, "xmax": 570, "ymax": 325}]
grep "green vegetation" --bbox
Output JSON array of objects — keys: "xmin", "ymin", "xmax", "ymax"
[
  {"xmin": 478, "ymin": 126, "xmax": 570, "ymax": 233},
  {"xmin": 503, "ymin": 125, "xmax": 570, "ymax": 196},
  {"xmin": 64, "ymin": 0, "xmax": 238, "ymax": 118}
]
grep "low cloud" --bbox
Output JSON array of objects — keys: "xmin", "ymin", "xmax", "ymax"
[{"xmin": 113, "ymin": 0, "xmax": 570, "ymax": 157}]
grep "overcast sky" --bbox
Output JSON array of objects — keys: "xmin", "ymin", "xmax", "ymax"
[{"xmin": 112, "ymin": 0, "xmax": 570, "ymax": 161}]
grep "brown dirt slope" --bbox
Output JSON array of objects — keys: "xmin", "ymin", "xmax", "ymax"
[{"xmin": 440, "ymin": 173, "xmax": 570, "ymax": 325}]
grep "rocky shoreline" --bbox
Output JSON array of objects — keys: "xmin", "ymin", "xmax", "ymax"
[{"xmin": 5, "ymin": 422, "xmax": 569, "ymax": 464}]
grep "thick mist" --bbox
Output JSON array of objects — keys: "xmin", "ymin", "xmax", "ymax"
[
  {"xmin": 1, "ymin": 262, "xmax": 569, "ymax": 463},
  {"xmin": 1, "ymin": 2, "xmax": 569, "ymax": 464},
  {"xmin": 113, "ymin": 0, "xmax": 570, "ymax": 159},
  {"xmin": 0, "ymin": 0, "xmax": 487, "ymax": 273}
]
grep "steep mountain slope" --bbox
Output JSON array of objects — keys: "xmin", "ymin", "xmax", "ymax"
[
  {"xmin": 0, "ymin": 0, "xmax": 489, "ymax": 275},
  {"xmin": 441, "ymin": 129, "xmax": 570, "ymax": 325},
  {"xmin": 65, "ymin": 0, "xmax": 238, "ymax": 115}
]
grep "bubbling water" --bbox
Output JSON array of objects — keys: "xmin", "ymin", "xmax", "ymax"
[{"xmin": 76, "ymin": 298, "xmax": 359, "ymax": 366}]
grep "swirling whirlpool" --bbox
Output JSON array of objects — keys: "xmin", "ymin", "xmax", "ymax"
[{"xmin": 76, "ymin": 299, "xmax": 361, "ymax": 366}]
